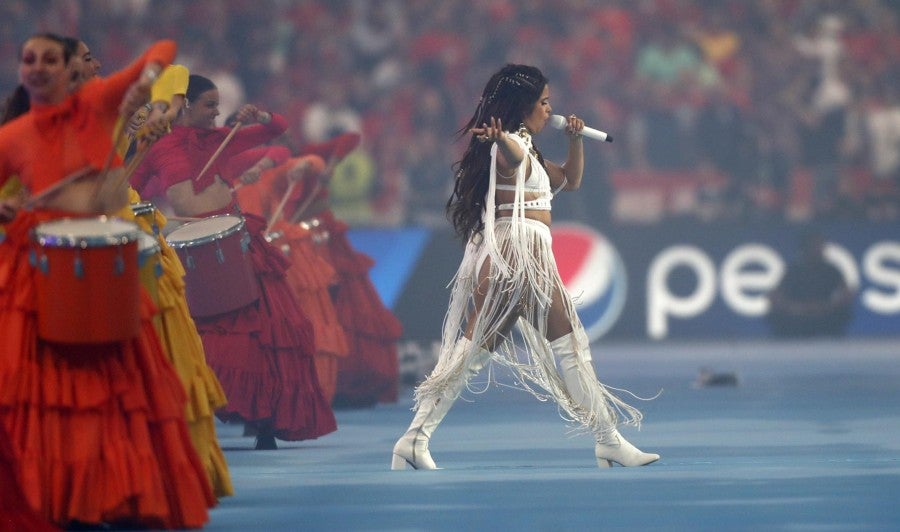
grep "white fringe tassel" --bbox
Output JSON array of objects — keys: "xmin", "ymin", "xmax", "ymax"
[{"xmin": 414, "ymin": 140, "xmax": 644, "ymax": 438}]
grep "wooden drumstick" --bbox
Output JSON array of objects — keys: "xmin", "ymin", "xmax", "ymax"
[
  {"xmin": 285, "ymin": 182, "xmax": 323, "ymax": 227},
  {"xmin": 264, "ymin": 179, "xmax": 298, "ymax": 233},
  {"xmin": 93, "ymin": 76, "xmax": 162, "ymax": 194},
  {"xmin": 88, "ymin": 117, "xmax": 131, "ymax": 201},
  {"xmin": 92, "ymin": 123, "xmax": 160, "ymax": 205},
  {"xmin": 266, "ymin": 158, "xmax": 322, "ymax": 232},
  {"xmin": 195, "ymin": 121, "xmax": 242, "ymax": 182},
  {"xmin": 92, "ymin": 107, "xmax": 160, "ymax": 201}
]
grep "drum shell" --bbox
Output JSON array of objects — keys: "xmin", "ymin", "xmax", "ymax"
[
  {"xmin": 32, "ymin": 218, "xmax": 141, "ymax": 344},
  {"xmin": 137, "ymin": 232, "xmax": 162, "ymax": 307},
  {"xmin": 166, "ymin": 215, "xmax": 259, "ymax": 318}
]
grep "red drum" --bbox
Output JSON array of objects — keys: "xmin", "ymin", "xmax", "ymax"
[
  {"xmin": 32, "ymin": 217, "xmax": 142, "ymax": 344},
  {"xmin": 165, "ymin": 214, "xmax": 259, "ymax": 318},
  {"xmin": 137, "ymin": 232, "xmax": 162, "ymax": 306}
]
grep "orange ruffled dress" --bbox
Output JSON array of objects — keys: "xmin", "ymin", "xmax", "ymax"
[
  {"xmin": 292, "ymin": 134, "xmax": 401, "ymax": 407},
  {"xmin": 0, "ymin": 40, "xmax": 214, "ymax": 528},
  {"xmin": 236, "ymin": 156, "xmax": 350, "ymax": 402},
  {"xmin": 0, "ymin": 210, "xmax": 214, "ymax": 528}
]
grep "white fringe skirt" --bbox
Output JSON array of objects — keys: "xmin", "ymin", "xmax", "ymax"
[{"xmin": 414, "ymin": 217, "xmax": 642, "ymax": 437}]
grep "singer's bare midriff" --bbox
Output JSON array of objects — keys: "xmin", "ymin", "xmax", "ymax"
[
  {"xmin": 495, "ymin": 189, "xmax": 552, "ymax": 226},
  {"xmin": 496, "ymin": 208, "xmax": 551, "ymax": 225},
  {"xmin": 166, "ymin": 175, "xmax": 234, "ymax": 217}
]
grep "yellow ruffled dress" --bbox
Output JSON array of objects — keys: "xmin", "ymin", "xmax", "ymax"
[{"xmin": 116, "ymin": 188, "xmax": 233, "ymax": 497}]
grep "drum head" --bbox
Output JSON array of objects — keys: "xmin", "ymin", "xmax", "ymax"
[
  {"xmin": 34, "ymin": 217, "xmax": 140, "ymax": 248},
  {"xmin": 137, "ymin": 232, "xmax": 161, "ymax": 256},
  {"xmin": 166, "ymin": 214, "xmax": 244, "ymax": 247}
]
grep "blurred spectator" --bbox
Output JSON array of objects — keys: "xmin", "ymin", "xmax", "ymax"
[
  {"xmin": 852, "ymin": 78, "xmax": 900, "ymax": 220},
  {"xmin": 696, "ymin": 83, "xmax": 750, "ymax": 182},
  {"xmin": 404, "ymin": 84, "xmax": 457, "ymax": 227},
  {"xmin": 633, "ymin": 84, "xmax": 687, "ymax": 170},
  {"xmin": 743, "ymin": 119, "xmax": 795, "ymax": 220},
  {"xmin": 348, "ymin": 0, "xmax": 406, "ymax": 75},
  {"xmin": 766, "ymin": 229, "xmax": 854, "ymax": 338},
  {"xmin": 302, "ymin": 78, "xmax": 363, "ymax": 143},
  {"xmin": 635, "ymin": 25, "xmax": 705, "ymax": 89},
  {"xmin": 793, "ymin": 14, "xmax": 853, "ymax": 218}
]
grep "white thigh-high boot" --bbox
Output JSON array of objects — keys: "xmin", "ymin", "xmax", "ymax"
[
  {"xmin": 391, "ymin": 338, "xmax": 490, "ymax": 470},
  {"xmin": 550, "ymin": 332, "xmax": 659, "ymax": 468}
]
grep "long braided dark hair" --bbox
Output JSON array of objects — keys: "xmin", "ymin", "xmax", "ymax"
[{"xmin": 447, "ymin": 64, "xmax": 548, "ymax": 241}]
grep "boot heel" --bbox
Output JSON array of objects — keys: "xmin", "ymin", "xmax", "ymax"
[
  {"xmin": 594, "ymin": 432, "xmax": 660, "ymax": 468},
  {"xmin": 596, "ymin": 457, "xmax": 613, "ymax": 468},
  {"xmin": 391, "ymin": 453, "xmax": 411, "ymax": 470}
]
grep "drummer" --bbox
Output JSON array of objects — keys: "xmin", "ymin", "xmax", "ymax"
[
  {"xmin": 236, "ymin": 153, "xmax": 351, "ymax": 403},
  {"xmin": 73, "ymin": 44, "xmax": 234, "ymax": 498},
  {"xmin": 0, "ymin": 33, "xmax": 215, "ymax": 528},
  {"xmin": 130, "ymin": 74, "xmax": 337, "ymax": 450},
  {"xmin": 228, "ymin": 126, "xmax": 401, "ymax": 409}
]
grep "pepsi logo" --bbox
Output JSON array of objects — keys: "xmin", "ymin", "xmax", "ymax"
[{"xmin": 551, "ymin": 222, "xmax": 627, "ymax": 341}]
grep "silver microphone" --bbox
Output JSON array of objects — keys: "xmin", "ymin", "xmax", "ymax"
[{"xmin": 548, "ymin": 114, "xmax": 613, "ymax": 142}]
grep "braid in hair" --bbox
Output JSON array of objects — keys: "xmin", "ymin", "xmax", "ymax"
[{"xmin": 447, "ymin": 64, "xmax": 548, "ymax": 240}]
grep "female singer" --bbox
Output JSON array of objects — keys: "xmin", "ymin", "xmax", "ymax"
[{"xmin": 392, "ymin": 64, "xmax": 659, "ymax": 470}]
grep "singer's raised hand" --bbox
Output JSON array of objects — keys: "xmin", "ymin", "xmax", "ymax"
[
  {"xmin": 549, "ymin": 114, "xmax": 612, "ymax": 142},
  {"xmin": 470, "ymin": 116, "xmax": 506, "ymax": 144},
  {"xmin": 564, "ymin": 114, "xmax": 585, "ymax": 137}
]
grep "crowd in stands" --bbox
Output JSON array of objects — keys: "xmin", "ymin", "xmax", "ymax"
[{"xmin": 3, "ymin": 0, "xmax": 899, "ymax": 226}]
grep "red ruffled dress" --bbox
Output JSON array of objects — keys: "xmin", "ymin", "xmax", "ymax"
[
  {"xmin": 0, "ymin": 423, "xmax": 57, "ymax": 531},
  {"xmin": 301, "ymin": 200, "xmax": 402, "ymax": 407},
  {"xmin": 191, "ymin": 205, "xmax": 337, "ymax": 439},
  {"xmin": 132, "ymin": 119, "xmax": 336, "ymax": 440}
]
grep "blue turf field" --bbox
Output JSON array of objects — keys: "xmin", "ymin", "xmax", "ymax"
[{"xmin": 206, "ymin": 339, "xmax": 900, "ymax": 531}]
